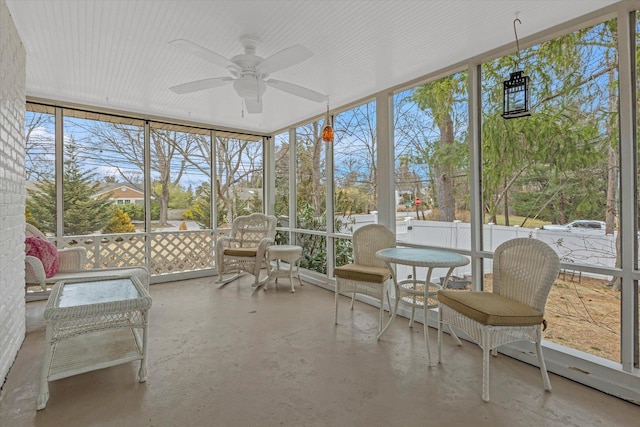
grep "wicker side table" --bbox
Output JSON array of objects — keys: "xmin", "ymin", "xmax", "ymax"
[
  {"xmin": 37, "ymin": 276, "xmax": 152, "ymax": 410},
  {"xmin": 266, "ymin": 245, "xmax": 303, "ymax": 292}
]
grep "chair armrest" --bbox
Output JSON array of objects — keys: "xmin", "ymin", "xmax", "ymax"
[
  {"xmin": 25, "ymin": 255, "xmax": 46, "ymax": 289},
  {"xmin": 57, "ymin": 247, "xmax": 87, "ymax": 272},
  {"xmin": 255, "ymin": 238, "xmax": 275, "ymax": 259},
  {"xmin": 215, "ymin": 236, "xmax": 235, "ymax": 251}
]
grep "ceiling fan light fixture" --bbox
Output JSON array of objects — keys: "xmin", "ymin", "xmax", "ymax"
[{"xmin": 233, "ymin": 75, "xmax": 266, "ymax": 100}]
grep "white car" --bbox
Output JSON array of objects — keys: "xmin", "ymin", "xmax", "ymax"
[{"xmin": 541, "ymin": 220, "xmax": 606, "ymax": 234}]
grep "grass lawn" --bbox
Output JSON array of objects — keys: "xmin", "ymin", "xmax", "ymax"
[{"xmin": 490, "ymin": 215, "xmax": 550, "ymax": 229}]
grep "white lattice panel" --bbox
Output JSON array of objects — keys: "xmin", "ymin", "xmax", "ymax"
[
  {"xmin": 58, "ymin": 230, "xmax": 215, "ymax": 275},
  {"xmin": 150, "ymin": 231, "xmax": 215, "ymax": 274}
]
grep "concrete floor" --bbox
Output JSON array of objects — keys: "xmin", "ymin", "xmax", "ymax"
[{"xmin": 1, "ymin": 275, "xmax": 639, "ymax": 427}]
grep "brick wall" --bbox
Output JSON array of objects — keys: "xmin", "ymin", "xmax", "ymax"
[{"xmin": 0, "ymin": 0, "xmax": 27, "ymax": 386}]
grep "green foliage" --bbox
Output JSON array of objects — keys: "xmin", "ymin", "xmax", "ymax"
[
  {"xmin": 25, "ymin": 206, "xmax": 42, "ymax": 231},
  {"xmin": 102, "ymin": 207, "xmax": 136, "ymax": 233},
  {"xmin": 26, "ymin": 140, "xmax": 113, "ymax": 235},
  {"xmin": 149, "ymin": 200, "xmax": 161, "ymax": 221},
  {"xmin": 480, "ymin": 20, "xmax": 614, "ymax": 224},
  {"xmin": 335, "ymin": 188, "xmax": 368, "ymax": 216},
  {"xmin": 296, "ymin": 204, "xmax": 327, "ymax": 273},
  {"xmin": 119, "ymin": 203, "xmax": 144, "ymax": 221},
  {"xmin": 295, "ymin": 205, "xmax": 354, "ymax": 274},
  {"xmin": 183, "ymin": 182, "xmax": 211, "ymax": 229}
]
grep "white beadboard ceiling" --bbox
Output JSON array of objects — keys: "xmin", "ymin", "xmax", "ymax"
[{"xmin": 6, "ymin": 0, "xmax": 621, "ymax": 134}]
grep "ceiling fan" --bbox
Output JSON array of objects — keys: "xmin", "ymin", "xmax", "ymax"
[{"xmin": 169, "ymin": 35, "xmax": 326, "ymax": 114}]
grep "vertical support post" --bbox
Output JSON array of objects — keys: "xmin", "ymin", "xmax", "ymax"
[
  {"xmin": 468, "ymin": 63, "xmax": 484, "ymax": 291},
  {"xmin": 55, "ymin": 107, "xmax": 63, "ymax": 242},
  {"xmin": 143, "ymin": 121, "xmax": 152, "ymax": 272},
  {"xmin": 326, "ymin": 116, "xmax": 335, "ymax": 277},
  {"xmin": 376, "ymin": 91, "xmax": 396, "ymax": 231},
  {"xmin": 264, "ymin": 135, "xmax": 275, "ymax": 216},
  {"xmin": 616, "ymin": 8, "xmax": 638, "ymax": 371}
]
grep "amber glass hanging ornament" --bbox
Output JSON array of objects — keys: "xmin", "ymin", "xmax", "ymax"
[{"xmin": 322, "ymin": 100, "xmax": 334, "ymax": 143}]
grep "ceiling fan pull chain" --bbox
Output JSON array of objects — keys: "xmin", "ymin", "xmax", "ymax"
[{"xmin": 256, "ymin": 75, "xmax": 260, "ymax": 103}]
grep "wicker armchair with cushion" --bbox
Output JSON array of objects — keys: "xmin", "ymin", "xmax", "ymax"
[
  {"xmin": 437, "ymin": 237, "xmax": 560, "ymax": 402},
  {"xmin": 24, "ymin": 223, "xmax": 151, "ymax": 293},
  {"xmin": 24, "ymin": 223, "xmax": 87, "ymax": 291},
  {"xmin": 333, "ymin": 224, "xmax": 395, "ymax": 333},
  {"xmin": 215, "ymin": 213, "xmax": 277, "ymax": 287}
]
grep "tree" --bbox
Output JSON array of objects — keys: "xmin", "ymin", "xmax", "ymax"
[
  {"xmin": 24, "ymin": 111, "xmax": 54, "ymax": 181},
  {"xmin": 333, "ymin": 102, "xmax": 378, "ymax": 214},
  {"xmin": 27, "ymin": 140, "xmax": 113, "ymax": 235},
  {"xmin": 295, "ymin": 121, "xmax": 326, "ymax": 223},
  {"xmin": 215, "ymin": 136, "xmax": 264, "ymax": 224},
  {"xmin": 87, "ymin": 124, "xmax": 201, "ymax": 227},
  {"xmin": 413, "ymin": 73, "xmax": 468, "ymax": 221},
  {"xmin": 103, "ymin": 207, "xmax": 136, "ymax": 234},
  {"xmin": 183, "ymin": 182, "xmax": 212, "ymax": 228}
]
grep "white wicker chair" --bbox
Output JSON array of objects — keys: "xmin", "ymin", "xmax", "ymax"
[
  {"xmin": 437, "ymin": 237, "xmax": 560, "ymax": 402},
  {"xmin": 215, "ymin": 213, "xmax": 277, "ymax": 287},
  {"xmin": 333, "ymin": 224, "xmax": 395, "ymax": 333},
  {"xmin": 24, "ymin": 223, "xmax": 87, "ymax": 291}
]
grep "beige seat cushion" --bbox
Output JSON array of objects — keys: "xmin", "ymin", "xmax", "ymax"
[
  {"xmin": 334, "ymin": 264, "xmax": 391, "ymax": 283},
  {"xmin": 224, "ymin": 247, "xmax": 259, "ymax": 257},
  {"xmin": 438, "ymin": 290, "xmax": 543, "ymax": 326}
]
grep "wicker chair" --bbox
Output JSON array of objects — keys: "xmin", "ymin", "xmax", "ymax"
[
  {"xmin": 215, "ymin": 213, "xmax": 277, "ymax": 287},
  {"xmin": 437, "ymin": 238, "xmax": 560, "ymax": 402},
  {"xmin": 24, "ymin": 223, "xmax": 87, "ymax": 291},
  {"xmin": 333, "ymin": 224, "xmax": 395, "ymax": 333}
]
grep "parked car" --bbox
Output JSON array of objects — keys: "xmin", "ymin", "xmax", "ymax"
[{"xmin": 541, "ymin": 220, "xmax": 606, "ymax": 234}]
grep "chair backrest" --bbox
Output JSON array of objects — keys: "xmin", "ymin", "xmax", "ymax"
[
  {"xmin": 493, "ymin": 238, "xmax": 560, "ymax": 312},
  {"xmin": 230, "ymin": 213, "xmax": 277, "ymax": 248},
  {"xmin": 25, "ymin": 223, "xmax": 47, "ymax": 239},
  {"xmin": 353, "ymin": 224, "xmax": 395, "ymax": 268}
]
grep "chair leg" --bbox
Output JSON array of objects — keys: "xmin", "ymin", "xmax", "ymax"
[
  {"xmin": 536, "ymin": 337, "xmax": 552, "ymax": 392},
  {"xmin": 334, "ymin": 285, "xmax": 339, "ymax": 325},
  {"xmin": 423, "ymin": 304, "xmax": 432, "ymax": 366},
  {"xmin": 378, "ymin": 302, "xmax": 384, "ymax": 333},
  {"xmin": 437, "ymin": 306, "xmax": 443, "ymax": 364},
  {"xmin": 482, "ymin": 346, "xmax": 491, "ymax": 402},
  {"xmin": 482, "ymin": 328, "xmax": 491, "ymax": 402},
  {"xmin": 350, "ymin": 292, "xmax": 356, "ymax": 310},
  {"xmin": 385, "ymin": 290, "xmax": 392, "ymax": 317}
]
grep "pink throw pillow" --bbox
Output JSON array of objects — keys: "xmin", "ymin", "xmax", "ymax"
[{"xmin": 25, "ymin": 236, "xmax": 59, "ymax": 278}]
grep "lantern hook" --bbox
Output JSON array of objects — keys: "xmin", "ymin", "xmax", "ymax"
[{"xmin": 513, "ymin": 18, "xmax": 522, "ymax": 64}]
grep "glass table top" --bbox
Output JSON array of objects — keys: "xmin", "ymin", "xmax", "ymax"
[{"xmin": 58, "ymin": 278, "xmax": 140, "ymax": 308}]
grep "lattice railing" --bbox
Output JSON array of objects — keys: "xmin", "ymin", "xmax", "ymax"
[
  {"xmin": 56, "ymin": 230, "xmax": 215, "ymax": 276},
  {"xmin": 149, "ymin": 231, "xmax": 215, "ymax": 274}
]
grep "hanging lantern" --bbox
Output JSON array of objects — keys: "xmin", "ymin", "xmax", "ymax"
[
  {"xmin": 322, "ymin": 101, "xmax": 334, "ymax": 143},
  {"xmin": 502, "ymin": 18, "xmax": 531, "ymax": 120},
  {"xmin": 502, "ymin": 70, "xmax": 531, "ymax": 119}
]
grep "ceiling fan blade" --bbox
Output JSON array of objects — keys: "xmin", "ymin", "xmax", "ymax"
[
  {"xmin": 244, "ymin": 98, "xmax": 263, "ymax": 114},
  {"xmin": 169, "ymin": 77, "xmax": 233, "ymax": 94},
  {"xmin": 257, "ymin": 44, "xmax": 313, "ymax": 75},
  {"xmin": 265, "ymin": 79, "xmax": 326, "ymax": 103},
  {"xmin": 169, "ymin": 39, "xmax": 241, "ymax": 74}
]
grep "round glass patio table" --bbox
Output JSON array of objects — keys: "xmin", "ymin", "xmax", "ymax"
[{"xmin": 375, "ymin": 247, "xmax": 469, "ymax": 366}]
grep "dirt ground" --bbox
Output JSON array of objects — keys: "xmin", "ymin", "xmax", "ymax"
[{"xmin": 485, "ymin": 273, "xmax": 623, "ymax": 362}]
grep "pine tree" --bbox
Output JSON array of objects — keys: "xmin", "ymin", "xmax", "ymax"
[{"xmin": 26, "ymin": 140, "xmax": 113, "ymax": 235}]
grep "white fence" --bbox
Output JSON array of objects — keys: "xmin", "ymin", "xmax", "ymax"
[{"xmin": 349, "ymin": 215, "xmax": 619, "ymax": 283}]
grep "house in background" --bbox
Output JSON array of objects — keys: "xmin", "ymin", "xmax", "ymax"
[{"xmin": 93, "ymin": 183, "xmax": 144, "ymax": 206}]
